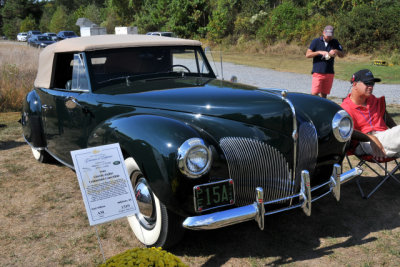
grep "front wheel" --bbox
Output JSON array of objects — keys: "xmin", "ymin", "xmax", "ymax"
[{"xmin": 125, "ymin": 157, "xmax": 184, "ymax": 248}]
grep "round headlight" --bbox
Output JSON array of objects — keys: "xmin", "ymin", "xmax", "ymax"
[
  {"xmin": 177, "ymin": 138, "xmax": 212, "ymax": 178},
  {"xmin": 332, "ymin": 110, "xmax": 353, "ymax": 142}
]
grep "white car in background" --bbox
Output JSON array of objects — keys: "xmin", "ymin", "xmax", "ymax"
[
  {"xmin": 17, "ymin": 32, "xmax": 28, "ymax": 42},
  {"xmin": 146, "ymin": 32, "xmax": 176, "ymax": 37}
]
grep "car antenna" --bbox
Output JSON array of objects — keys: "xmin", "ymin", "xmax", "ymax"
[{"xmin": 220, "ymin": 51, "xmax": 224, "ymax": 80}]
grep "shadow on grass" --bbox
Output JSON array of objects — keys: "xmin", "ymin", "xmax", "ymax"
[
  {"xmin": 0, "ymin": 140, "xmax": 26, "ymax": 151},
  {"xmin": 170, "ymin": 176, "xmax": 400, "ymax": 266}
]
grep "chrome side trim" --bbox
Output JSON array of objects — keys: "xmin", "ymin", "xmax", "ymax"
[
  {"xmin": 183, "ymin": 165, "xmax": 363, "ymax": 230},
  {"xmin": 23, "ymin": 135, "xmax": 45, "ymax": 150},
  {"xmin": 281, "ymin": 94, "xmax": 298, "ymax": 205},
  {"xmin": 24, "ymin": 134, "xmax": 74, "ymax": 169},
  {"xmin": 45, "ymin": 149, "xmax": 75, "ymax": 169}
]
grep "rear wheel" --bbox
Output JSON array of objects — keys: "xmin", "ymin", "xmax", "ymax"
[
  {"xmin": 31, "ymin": 147, "xmax": 51, "ymax": 163},
  {"xmin": 125, "ymin": 157, "xmax": 184, "ymax": 248}
]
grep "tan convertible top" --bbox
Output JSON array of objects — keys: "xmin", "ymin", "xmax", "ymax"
[{"xmin": 34, "ymin": 34, "xmax": 202, "ymax": 88}]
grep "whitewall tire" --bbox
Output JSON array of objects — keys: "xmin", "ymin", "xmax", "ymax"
[
  {"xmin": 125, "ymin": 157, "xmax": 184, "ymax": 248},
  {"xmin": 31, "ymin": 147, "xmax": 51, "ymax": 163}
]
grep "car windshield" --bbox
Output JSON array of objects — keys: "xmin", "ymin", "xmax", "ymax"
[
  {"xmin": 64, "ymin": 31, "xmax": 76, "ymax": 36},
  {"xmin": 161, "ymin": 32, "xmax": 174, "ymax": 37},
  {"xmin": 87, "ymin": 46, "xmax": 215, "ymax": 91},
  {"xmin": 32, "ymin": 31, "xmax": 41, "ymax": 35},
  {"xmin": 38, "ymin": 36, "xmax": 51, "ymax": 41},
  {"xmin": 46, "ymin": 33, "xmax": 56, "ymax": 36}
]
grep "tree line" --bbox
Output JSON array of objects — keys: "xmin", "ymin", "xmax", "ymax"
[{"xmin": 1, "ymin": 0, "xmax": 400, "ymax": 53}]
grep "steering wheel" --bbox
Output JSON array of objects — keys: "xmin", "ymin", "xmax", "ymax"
[{"xmin": 172, "ymin": 64, "xmax": 191, "ymax": 73}]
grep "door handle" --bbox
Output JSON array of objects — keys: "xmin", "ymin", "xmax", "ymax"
[
  {"xmin": 65, "ymin": 97, "xmax": 82, "ymax": 109},
  {"xmin": 42, "ymin": 104, "xmax": 52, "ymax": 110},
  {"xmin": 65, "ymin": 97, "xmax": 94, "ymax": 118}
]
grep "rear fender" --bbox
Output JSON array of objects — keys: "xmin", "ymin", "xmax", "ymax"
[
  {"xmin": 21, "ymin": 89, "xmax": 46, "ymax": 148},
  {"xmin": 87, "ymin": 114, "xmax": 202, "ymax": 211}
]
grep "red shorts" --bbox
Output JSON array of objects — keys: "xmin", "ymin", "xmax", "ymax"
[{"xmin": 311, "ymin": 73, "xmax": 334, "ymax": 95}]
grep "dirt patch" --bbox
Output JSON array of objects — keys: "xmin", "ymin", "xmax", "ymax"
[{"xmin": 1, "ymin": 111, "xmax": 400, "ymax": 266}]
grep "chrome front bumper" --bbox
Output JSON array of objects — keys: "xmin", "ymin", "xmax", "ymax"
[{"xmin": 183, "ymin": 164, "xmax": 362, "ymax": 230}]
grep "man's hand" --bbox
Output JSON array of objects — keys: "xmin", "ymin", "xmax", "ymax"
[
  {"xmin": 329, "ymin": 49, "xmax": 344, "ymax": 58},
  {"xmin": 305, "ymin": 49, "xmax": 330, "ymax": 58},
  {"xmin": 367, "ymin": 134, "xmax": 386, "ymax": 161}
]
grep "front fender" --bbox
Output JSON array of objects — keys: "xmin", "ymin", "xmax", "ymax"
[
  {"xmin": 21, "ymin": 89, "xmax": 46, "ymax": 148},
  {"xmin": 287, "ymin": 92, "xmax": 349, "ymax": 178},
  {"xmin": 87, "ymin": 114, "xmax": 202, "ymax": 215},
  {"xmin": 287, "ymin": 93, "xmax": 342, "ymax": 137}
]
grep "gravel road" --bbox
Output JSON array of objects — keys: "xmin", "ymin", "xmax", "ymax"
[
  {"xmin": 218, "ymin": 62, "xmax": 399, "ymax": 104},
  {"xmin": 2, "ymin": 40, "xmax": 397, "ymax": 103}
]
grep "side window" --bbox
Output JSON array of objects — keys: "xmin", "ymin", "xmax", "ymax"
[
  {"xmin": 71, "ymin": 53, "xmax": 89, "ymax": 91},
  {"xmin": 52, "ymin": 53, "xmax": 73, "ymax": 89}
]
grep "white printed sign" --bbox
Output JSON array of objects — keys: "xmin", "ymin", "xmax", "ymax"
[{"xmin": 71, "ymin": 143, "xmax": 139, "ymax": 225}]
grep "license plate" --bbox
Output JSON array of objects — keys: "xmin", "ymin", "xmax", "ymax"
[{"xmin": 193, "ymin": 179, "xmax": 235, "ymax": 212}]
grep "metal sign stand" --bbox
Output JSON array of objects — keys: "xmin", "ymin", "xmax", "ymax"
[{"xmin": 95, "ymin": 226, "xmax": 106, "ymax": 263}]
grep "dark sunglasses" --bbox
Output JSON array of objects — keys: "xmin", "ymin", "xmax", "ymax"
[{"xmin": 363, "ymin": 81, "xmax": 375, "ymax": 86}]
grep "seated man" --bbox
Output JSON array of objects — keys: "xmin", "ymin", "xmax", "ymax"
[{"xmin": 341, "ymin": 69, "xmax": 400, "ymax": 160}]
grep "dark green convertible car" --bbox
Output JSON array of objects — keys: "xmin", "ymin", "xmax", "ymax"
[{"xmin": 21, "ymin": 34, "xmax": 362, "ymax": 248}]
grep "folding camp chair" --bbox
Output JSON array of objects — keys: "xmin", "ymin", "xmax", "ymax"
[
  {"xmin": 345, "ymin": 143, "xmax": 400, "ymax": 199},
  {"xmin": 341, "ymin": 94, "xmax": 400, "ymax": 199}
]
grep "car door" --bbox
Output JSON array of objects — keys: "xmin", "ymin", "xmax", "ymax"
[{"xmin": 41, "ymin": 53, "xmax": 93, "ymax": 165}]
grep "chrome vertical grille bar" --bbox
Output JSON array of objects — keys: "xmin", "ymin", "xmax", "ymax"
[
  {"xmin": 220, "ymin": 137, "xmax": 293, "ymax": 206},
  {"xmin": 296, "ymin": 122, "xmax": 318, "ymax": 185}
]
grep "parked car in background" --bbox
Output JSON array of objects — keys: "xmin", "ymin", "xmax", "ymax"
[
  {"xmin": 43, "ymin": 32, "xmax": 58, "ymax": 41},
  {"xmin": 56, "ymin": 31, "xmax": 78, "ymax": 40},
  {"xmin": 146, "ymin": 32, "xmax": 176, "ymax": 37},
  {"xmin": 26, "ymin": 30, "xmax": 42, "ymax": 41},
  {"xmin": 22, "ymin": 34, "xmax": 362, "ymax": 248},
  {"xmin": 27, "ymin": 35, "xmax": 56, "ymax": 48},
  {"xmin": 17, "ymin": 32, "xmax": 28, "ymax": 41}
]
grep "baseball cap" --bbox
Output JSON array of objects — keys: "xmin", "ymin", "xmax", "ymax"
[
  {"xmin": 324, "ymin": 25, "xmax": 334, "ymax": 36},
  {"xmin": 351, "ymin": 69, "xmax": 381, "ymax": 84}
]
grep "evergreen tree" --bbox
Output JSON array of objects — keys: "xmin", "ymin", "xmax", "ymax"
[
  {"xmin": 20, "ymin": 15, "xmax": 36, "ymax": 32},
  {"xmin": 1, "ymin": 0, "xmax": 26, "ymax": 38},
  {"xmin": 49, "ymin": 5, "xmax": 75, "ymax": 33}
]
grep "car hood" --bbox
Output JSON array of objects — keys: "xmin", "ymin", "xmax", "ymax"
[{"xmin": 95, "ymin": 78, "xmax": 294, "ymax": 135}]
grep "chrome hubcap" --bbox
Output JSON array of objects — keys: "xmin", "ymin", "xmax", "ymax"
[
  {"xmin": 131, "ymin": 173, "xmax": 156, "ymax": 230},
  {"xmin": 135, "ymin": 178, "xmax": 154, "ymax": 219}
]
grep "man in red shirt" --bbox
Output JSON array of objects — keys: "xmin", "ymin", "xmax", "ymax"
[{"xmin": 341, "ymin": 69, "xmax": 400, "ymax": 160}]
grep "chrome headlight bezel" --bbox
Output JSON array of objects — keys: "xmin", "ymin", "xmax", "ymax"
[
  {"xmin": 177, "ymin": 138, "xmax": 212, "ymax": 178},
  {"xmin": 332, "ymin": 110, "xmax": 353, "ymax": 142}
]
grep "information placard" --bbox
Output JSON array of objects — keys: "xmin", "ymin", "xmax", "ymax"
[{"xmin": 71, "ymin": 143, "xmax": 139, "ymax": 225}]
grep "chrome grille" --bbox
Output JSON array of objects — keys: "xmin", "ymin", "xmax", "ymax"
[
  {"xmin": 296, "ymin": 122, "xmax": 318, "ymax": 183},
  {"xmin": 219, "ymin": 137, "xmax": 293, "ymax": 206}
]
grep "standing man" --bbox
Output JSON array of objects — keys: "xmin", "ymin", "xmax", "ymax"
[{"xmin": 306, "ymin": 25, "xmax": 344, "ymax": 98}]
